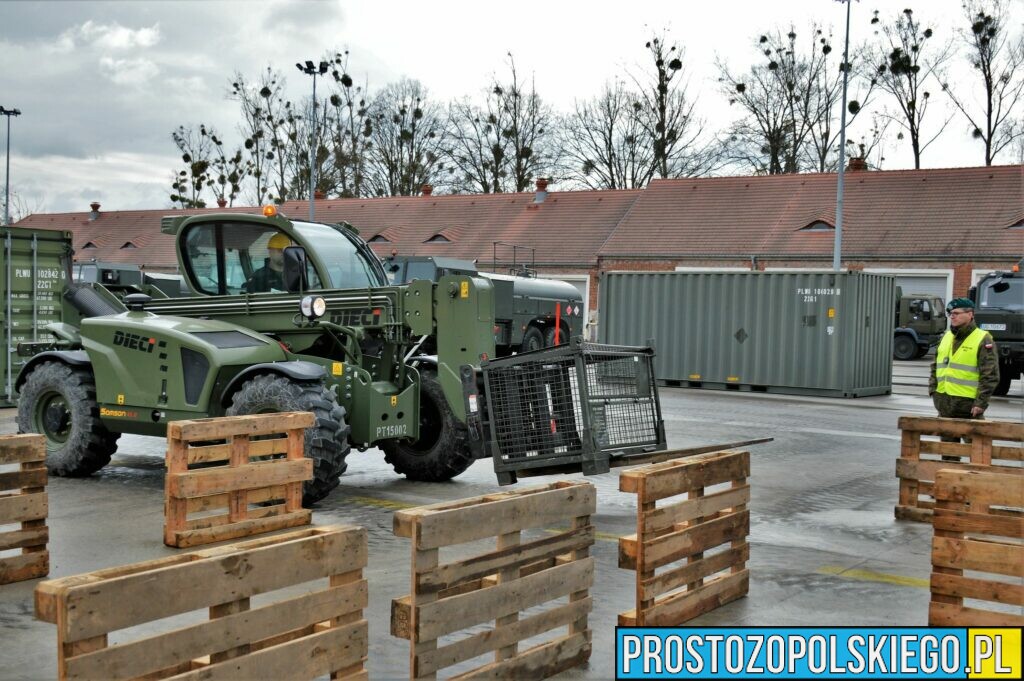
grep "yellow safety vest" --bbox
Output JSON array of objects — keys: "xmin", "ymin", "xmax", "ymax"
[{"xmin": 935, "ymin": 327, "xmax": 987, "ymax": 398}]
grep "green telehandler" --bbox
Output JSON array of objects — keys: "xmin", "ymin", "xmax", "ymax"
[{"xmin": 16, "ymin": 208, "xmax": 497, "ymax": 504}]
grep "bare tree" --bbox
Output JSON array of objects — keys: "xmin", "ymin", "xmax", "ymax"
[
  {"xmin": 560, "ymin": 80, "xmax": 653, "ymax": 189},
  {"xmin": 635, "ymin": 34, "xmax": 717, "ymax": 178},
  {"xmin": 365, "ymin": 79, "xmax": 449, "ymax": 196},
  {"xmin": 5, "ymin": 188, "xmax": 45, "ymax": 223},
  {"xmin": 805, "ymin": 30, "xmax": 877, "ymax": 172},
  {"xmin": 325, "ymin": 50, "xmax": 371, "ymax": 198},
  {"xmin": 446, "ymin": 91, "xmax": 511, "ymax": 193},
  {"xmin": 229, "ymin": 69, "xmax": 276, "ymax": 205},
  {"xmin": 942, "ymin": 0, "xmax": 1024, "ymax": 165},
  {"xmin": 207, "ymin": 127, "xmax": 248, "ymax": 207},
  {"xmin": 447, "ymin": 56, "xmax": 556, "ymax": 194},
  {"xmin": 870, "ymin": 8, "xmax": 954, "ymax": 169},
  {"xmin": 845, "ymin": 112, "xmax": 893, "ymax": 169},
  {"xmin": 169, "ymin": 125, "xmax": 213, "ymax": 208},
  {"xmin": 720, "ymin": 27, "xmax": 842, "ymax": 175}
]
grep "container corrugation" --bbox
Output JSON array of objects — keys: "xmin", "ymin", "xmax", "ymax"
[
  {"xmin": 1, "ymin": 227, "xmax": 72, "ymax": 406},
  {"xmin": 598, "ymin": 271, "xmax": 894, "ymax": 397}
]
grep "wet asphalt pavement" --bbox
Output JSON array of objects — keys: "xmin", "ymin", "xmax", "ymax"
[{"xmin": 0, "ymin": 364, "xmax": 1021, "ymax": 679}]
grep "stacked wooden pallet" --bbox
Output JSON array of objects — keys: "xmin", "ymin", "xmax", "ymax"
[
  {"xmin": 391, "ymin": 481, "xmax": 595, "ymax": 680},
  {"xmin": 0, "ymin": 434, "xmax": 48, "ymax": 585},
  {"xmin": 164, "ymin": 412, "xmax": 314, "ymax": 547},
  {"xmin": 896, "ymin": 416, "xmax": 1023, "ymax": 522},
  {"xmin": 619, "ymin": 450, "xmax": 750, "ymax": 626}
]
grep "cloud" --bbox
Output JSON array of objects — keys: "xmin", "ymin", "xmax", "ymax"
[
  {"xmin": 99, "ymin": 56, "xmax": 160, "ymax": 85},
  {"xmin": 59, "ymin": 20, "xmax": 161, "ymax": 51}
]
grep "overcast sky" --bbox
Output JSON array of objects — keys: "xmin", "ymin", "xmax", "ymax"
[{"xmin": 1, "ymin": 0, "xmax": 1021, "ymax": 217}]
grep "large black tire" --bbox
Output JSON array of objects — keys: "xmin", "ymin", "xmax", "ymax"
[
  {"xmin": 226, "ymin": 374, "xmax": 350, "ymax": 505},
  {"xmin": 380, "ymin": 370, "xmax": 474, "ymax": 481},
  {"xmin": 893, "ymin": 335, "xmax": 917, "ymax": 361},
  {"xmin": 16, "ymin": 361, "xmax": 120, "ymax": 477},
  {"xmin": 993, "ymin": 364, "xmax": 1013, "ymax": 397},
  {"xmin": 914, "ymin": 346, "xmax": 930, "ymax": 359},
  {"xmin": 522, "ymin": 326, "xmax": 545, "ymax": 353},
  {"xmin": 544, "ymin": 324, "xmax": 568, "ymax": 347}
]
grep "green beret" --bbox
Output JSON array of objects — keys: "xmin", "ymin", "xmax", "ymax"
[{"xmin": 946, "ymin": 297, "xmax": 974, "ymax": 312}]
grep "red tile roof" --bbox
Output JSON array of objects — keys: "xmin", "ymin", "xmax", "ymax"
[
  {"xmin": 14, "ymin": 165, "xmax": 1022, "ymax": 269},
  {"xmin": 600, "ymin": 165, "xmax": 1023, "ymax": 258}
]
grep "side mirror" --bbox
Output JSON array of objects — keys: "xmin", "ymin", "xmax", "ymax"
[{"xmin": 282, "ymin": 246, "xmax": 308, "ymax": 293}]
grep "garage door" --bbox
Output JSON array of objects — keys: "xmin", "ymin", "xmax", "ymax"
[{"xmin": 893, "ymin": 274, "xmax": 948, "ymax": 304}]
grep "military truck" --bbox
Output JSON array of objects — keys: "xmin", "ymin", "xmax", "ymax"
[
  {"xmin": 15, "ymin": 208, "xmax": 498, "ymax": 503},
  {"xmin": 385, "ymin": 255, "xmax": 584, "ymax": 355},
  {"xmin": 893, "ymin": 289, "xmax": 945, "ymax": 360},
  {"xmin": 970, "ymin": 260, "xmax": 1024, "ymax": 396}
]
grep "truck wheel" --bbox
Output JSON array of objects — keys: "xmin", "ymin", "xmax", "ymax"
[
  {"xmin": 381, "ymin": 370, "xmax": 473, "ymax": 482},
  {"xmin": 893, "ymin": 335, "xmax": 917, "ymax": 361},
  {"xmin": 522, "ymin": 327, "xmax": 545, "ymax": 353},
  {"xmin": 914, "ymin": 346, "xmax": 930, "ymax": 359},
  {"xmin": 544, "ymin": 325, "xmax": 566, "ymax": 347},
  {"xmin": 16, "ymin": 361, "xmax": 120, "ymax": 477},
  {"xmin": 993, "ymin": 365, "xmax": 1013, "ymax": 397},
  {"xmin": 226, "ymin": 374, "xmax": 350, "ymax": 505}
]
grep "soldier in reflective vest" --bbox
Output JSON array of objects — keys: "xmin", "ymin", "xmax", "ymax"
[{"xmin": 929, "ymin": 298, "xmax": 999, "ymax": 441}]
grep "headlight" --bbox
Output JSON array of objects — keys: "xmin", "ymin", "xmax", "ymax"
[{"xmin": 300, "ymin": 295, "xmax": 327, "ymax": 319}]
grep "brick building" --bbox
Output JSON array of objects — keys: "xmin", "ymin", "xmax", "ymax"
[{"xmin": 16, "ymin": 165, "xmax": 1023, "ymax": 323}]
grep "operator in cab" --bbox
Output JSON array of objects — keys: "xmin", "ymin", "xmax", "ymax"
[{"xmin": 245, "ymin": 232, "xmax": 291, "ymax": 293}]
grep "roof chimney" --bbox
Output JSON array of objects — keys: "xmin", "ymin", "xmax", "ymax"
[
  {"xmin": 421, "ymin": 183, "xmax": 433, "ymax": 197},
  {"xmin": 89, "ymin": 202, "xmax": 101, "ymax": 221},
  {"xmin": 534, "ymin": 178, "xmax": 549, "ymax": 203},
  {"xmin": 314, "ymin": 190, "xmax": 326, "ymax": 200},
  {"xmin": 216, "ymin": 198, "xmax": 227, "ymax": 208},
  {"xmin": 846, "ymin": 157, "xmax": 869, "ymax": 172}
]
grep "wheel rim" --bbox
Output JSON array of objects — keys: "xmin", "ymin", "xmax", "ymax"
[
  {"xmin": 35, "ymin": 390, "xmax": 72, "ymax": 446},
  {"xmin": 406, "ymin": 389, "xmax": 442, "ymax": 455},
  {"xmin": 526, "ymin": 334, "xmax": 543, "ymax": 352}
]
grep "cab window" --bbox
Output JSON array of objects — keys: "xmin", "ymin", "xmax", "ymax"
[
  {"xmin": 182, "ymin": 222, "xmax": 322, "ymax": 296},
  {"xmin": 980, "ymin": 278, "xmax": 1024, "ymax": 312}
]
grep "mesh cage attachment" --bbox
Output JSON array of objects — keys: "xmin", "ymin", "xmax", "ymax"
[{"xmin": 475, "ymin": 338, "xmax": 665, "ymax": 482}]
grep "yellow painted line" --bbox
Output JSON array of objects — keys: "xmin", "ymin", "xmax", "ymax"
[{"xmin": 818, "ymin": 565, "xmax": 929, "ymax": 589}]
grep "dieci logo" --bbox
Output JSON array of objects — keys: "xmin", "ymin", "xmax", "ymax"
[{"xmin": 113, "ymin": 330, "xmax": 156, "ymax": 353}]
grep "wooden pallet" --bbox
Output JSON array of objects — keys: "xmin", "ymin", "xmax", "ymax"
[
  {"xmin": 618, "ymin": 450, "xmax": 750, "ymax": 626},
  {"xmin": 929, "ymin": 469, "xmax": 1024, "ymax": 626},
  {"xmin": 391, "ymin": 481, "xmax": 595, "ymax": 680},
  {"xmin": 0, "ymin": 434, "xmax": 49, "ymax": 585},
  {"xmin": 164, "ymin": 412, "xmax": 315, "ymax": 547},
  {"xmin": 896, "ymin": 416, "xmax": 1024, "ymax": 523},
  {"xmin": 35, "ymin": 525, "xmax": 368, "ymax": 680}
]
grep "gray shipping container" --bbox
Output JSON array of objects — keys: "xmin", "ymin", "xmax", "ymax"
[
  {"xmin": 1, "ymin": 227, "xmax": 73, "ymax": 406},
  {"xmin": 598, "ymin": 270, "xmax": 894, "ymax": 397}
]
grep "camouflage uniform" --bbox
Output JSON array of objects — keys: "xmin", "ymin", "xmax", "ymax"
[
  {"xmin": 928, "ymin": 320, "xmax": 999, "ymax": 442},
  {"xmin": 245, "ymin": 265, "xmax": 285, "ymax": 293}
]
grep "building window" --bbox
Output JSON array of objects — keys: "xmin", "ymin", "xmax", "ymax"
[
  {"xmin": 1010, "ymin": 218, "xmax": 1023, "ymax": 230},
  {"xmin": 800, "ymin": 221, "xmax": 834, "ymax": 231},
  {"xmin": 425, "ymin": 234, "xmax": 451, "ymax": 243},
  {"xmin": 368, "ymin": 235, "xmax": 390, "ymax": 243},
  {"xmin": 82, "ymin": 242, "xmax": 97, "ymax": 249},
  {"xmin": 120, "ymin": 241, "xmax": 137, "ymax": 249}
]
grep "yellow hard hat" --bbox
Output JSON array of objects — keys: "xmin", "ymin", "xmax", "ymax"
[{"xmin": 268, "ymin": 233, "xmax": 291, "ymax": 250}]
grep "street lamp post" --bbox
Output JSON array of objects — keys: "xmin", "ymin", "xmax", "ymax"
[
  {"xmin": 1, "ymin": 106, "xmax": 22, "ymax": 227},
  {"xmin": 833, "ymin": 0, "xmax": 854, "ymax": 272},
  {"xmin": 296, "ymin": 60, "xmax": 329, "ymax": 222}
]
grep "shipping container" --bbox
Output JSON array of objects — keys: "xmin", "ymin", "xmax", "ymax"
[
  {"xmin": 1, "ymin": 227, "xmax": 73, "ymax": 406},
  {"xmin": 598, "ymin": 270, "xmax": 894, "ymax": 397}
]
